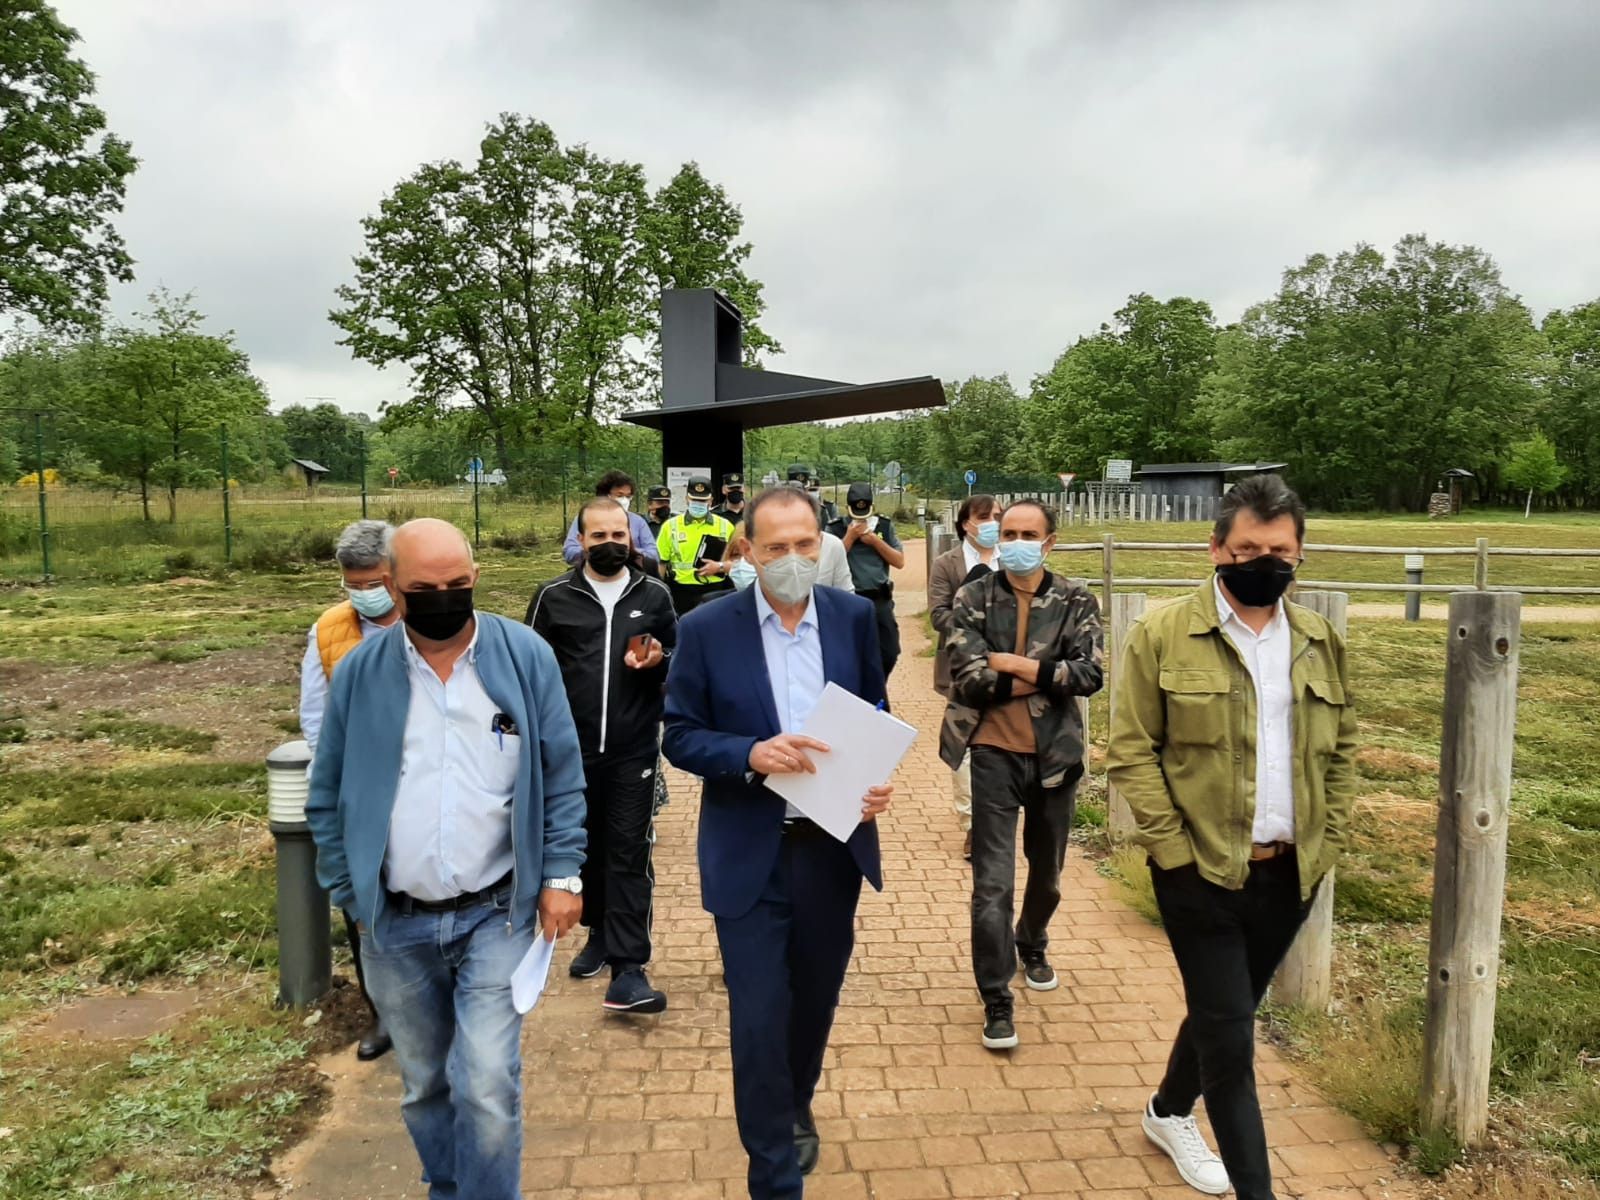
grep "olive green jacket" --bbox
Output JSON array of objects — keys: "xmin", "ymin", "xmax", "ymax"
[{"xmin": 1104, "ymin": 583, "xmax": 1358, "ymax": 900}]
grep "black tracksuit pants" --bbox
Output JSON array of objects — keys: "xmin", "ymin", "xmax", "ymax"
[
  {"xmin": 579, "ymin": 749, "xmax": 658, "ymax": 973},
  {"xmin": 969, "ymin": 746, "xmax": 1077, "ymax": 1005},
  {"xmin": 1150, "ymin": 852, "xmax": 1318, "ymax": 1200}
]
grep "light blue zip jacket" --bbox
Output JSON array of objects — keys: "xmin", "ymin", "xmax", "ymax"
[{"xmin": 306, "ymin": 613, "xmax": 587, "ymax": 940}]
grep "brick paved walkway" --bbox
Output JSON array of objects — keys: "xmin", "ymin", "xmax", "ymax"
[{"xmin": 269, "ymin": 551, "xmax": 1413, "ymax": 1199}]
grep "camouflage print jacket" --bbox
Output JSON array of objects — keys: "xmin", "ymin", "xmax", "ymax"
[{"xmin": 938, "ymin": 568, "xmax": 1105, "ymax": 789}]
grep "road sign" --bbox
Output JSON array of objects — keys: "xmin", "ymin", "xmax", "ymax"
[
  {"xmin": 468, "ymin": 457, "xmax": 484, "ymax": 474},
  {"xmin": 1057, "ymin": 472, "xmax": 1076, "ymax": 490},
  {"xmin": 387, "ymin": 467, "xmax": 399, "ymax": 480},
  {"xmin": 884, "ymin": 460, "xmax": 902, "ymax": 482},
  {"xmin": 1105, "ymin": 459, "xmax": 1133, "ymax": 483},
  {"xmin": 964, "ymin": 469, "xmax": 977, "ymax": 486}
]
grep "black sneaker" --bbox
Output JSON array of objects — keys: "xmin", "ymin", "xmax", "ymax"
[
  {"xmin": 794, "ymin": 1105, "xmax": 819, "ymax": 1176},
  {"xmin": 568, "ymin": 931, "xmax": 607, "ymax": 979},
  {"xmin": 603, "ymin": 968, "xmax": 667, "ymax": 1014},
  {"xmin": 982, "ymin": 1001, "xmax": 1018, "ymax": 1050},
  {"xmin": 1021, "ymin": 953, "xmax": 1059, "ymax": 992}
]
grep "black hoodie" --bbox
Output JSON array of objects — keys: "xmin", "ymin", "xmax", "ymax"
[{"xmin": 524, "ymin": 564, "xmax": 678, "ymax": 758}]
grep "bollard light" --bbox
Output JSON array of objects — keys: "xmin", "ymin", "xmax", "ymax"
[
  {"xmin": 1404, "ymin": 553, "xmax": 1425, "ymax": 622},
  {"xmin": 267, "ymin": 740, "xmax": 332, "ymax": 1008}
]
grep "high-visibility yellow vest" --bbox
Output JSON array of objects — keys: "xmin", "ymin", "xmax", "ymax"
[
  {"xmin": 315, "ymin": 601, "xmax": 365, "ymax": 679},
  {"xmin": 656, "ymin": 512, "xmax": 734, "ymax": 586}
]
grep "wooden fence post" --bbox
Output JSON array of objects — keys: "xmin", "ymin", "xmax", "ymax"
[
  {"xmin": 1420, "ymin": 591, "xmax": 1520, "ymax": 1147},
  {"xmin": 1473, "ymin": 537, "xmax": 1490, "ymax": 591},
  {"xmin": 1271, "ymin": 589, "xmax": 1348, "ymax": 1011},
  {"xmin": 1106, "ymin": 591, "xmax": 1147, "ymax": 837}
]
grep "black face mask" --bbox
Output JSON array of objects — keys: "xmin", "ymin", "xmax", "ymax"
[
  {"xmin": 1216, "ymin": 556, "xmax": 1296, "ymax": 608},
  {"xmin": 402, "ymin": 586, "xmax": 475, "ymax": 641},
  {"xmin": 726, "ymin": 490, "xmax": 744, "ymax": 505},
  {"xmin": 586, "ymin": 541, "xmax": 632, "ymax": 577}
]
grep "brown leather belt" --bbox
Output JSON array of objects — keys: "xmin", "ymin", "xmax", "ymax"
[{"xmin": 1249, "ymin": 841, "xmax": 1294, "ymax": 861}]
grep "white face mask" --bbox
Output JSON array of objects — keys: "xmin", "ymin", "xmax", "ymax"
[
  {"xmin": 757, "ymin": 553, "xmax": 819, "ymax": 605},
  {"xmin": 614, "ymin": 495, "xmax": 632, "ymax": 511}
]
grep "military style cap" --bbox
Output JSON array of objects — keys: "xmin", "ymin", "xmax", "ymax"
[
  {"xmin": 722, "ymin": 471, "xmax": 744, "ymax": 487},
  {"xmin": 647, "ymin": 484, "xmax": 672, "ymax": 501},
  {"xmin": 847, "ymin": 482, "xmax": 875, "ymax": 514},
  {"xmin": 786, "ymin": 463, "xmax": 814, "ymax": 483},
  {"xmin": 685, "ymin": 476, "xmax": 714, "ymax": 499}
]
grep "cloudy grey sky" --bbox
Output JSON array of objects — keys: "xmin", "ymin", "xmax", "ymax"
[{"xmin": 59, "ymin": 0, "xmax": 1600, "ymax": 416}]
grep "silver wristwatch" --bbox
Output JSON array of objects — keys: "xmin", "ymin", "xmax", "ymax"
[{"xmin": 542, "ymin": 876, "xmax": 583, "ymax": 895}]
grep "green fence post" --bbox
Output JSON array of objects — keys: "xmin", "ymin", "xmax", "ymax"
[
  {"xmin": 472, "ymin": 451, "xmax": 482, "ymax": 550},
  {"xmin": 220, "ymin": 424, "xmax": 233, "ymax": 563},
  {"xmin": 34, "ymin": 412, "xmax": 51, "ymax": 581},
  {"xmin": 560, "ymin": 451, "xmax": 568, "ymax": 535},
  {"xmin": 359, "ymin": 430, "xmax": 368, "ymax": 520}
]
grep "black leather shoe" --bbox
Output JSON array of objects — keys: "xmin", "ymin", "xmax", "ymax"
[
  {"xmin": 794, "ymin": 1105, "xmax": 819, "ymax": 1176},
  {"xmin": 356, "ymin": 1019, "xmax": 392, "ymax": 1061}
]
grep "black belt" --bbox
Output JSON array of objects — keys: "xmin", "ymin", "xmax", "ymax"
[
  {"xmin": 859, "ymin": 584, "xmax": 894, "ymax": 601},
  {"xmin": 781, "ymin": 817, "xmax": 826, "ymax": 840},
  {"xmin": 387, "ymin": 871, "xmax": 513, "ymax": 916}
]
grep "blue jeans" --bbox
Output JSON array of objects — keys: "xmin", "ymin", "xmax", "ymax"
[{"xmin": 360, "ymin": 894, "xmax": 532, "ymax": 1200}]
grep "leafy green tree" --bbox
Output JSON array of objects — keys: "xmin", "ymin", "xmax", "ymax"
[
  {"xmin": 74, "ymin": 291, "xmax": 269, "ymax": 520},
  {"xmin": 1207, "ymin": 236, "xmax": 1543, "ymax": 510},
  {"xmin": 931, "ymin": 376, "xmax": 1027, "ymax": 474},
  {"xmin": 279, "ymin": 402, "xmax": 370, "ymax": 482},
  {"xmin": 1541, "ymin": 300, "xmax": 1600, "ymax": 506},
  {"xmin": 0, "ymin": 0, "xmax": 137, "ymax": 328},
  {"xmin": 642, "ymin": 162, "xmax": 777, "ymax": 362},
  {"xmin": 332, "ymin": 117, "xmax": 772, "ymax": 469},
  {"xmin": 1025, "ymin": 294, "xmax": 1217, "ymax": 477},
  {"xmin": 1503, "ymin": 432, "xmax": 1567, "ymax": 517}
]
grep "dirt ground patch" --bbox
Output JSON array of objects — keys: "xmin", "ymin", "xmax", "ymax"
[
  {"xmin": 33, "ymin": 987, "xmax": 203, "ymax": 1041},
  {"xmin": 0, "ymin": 639, "xmax": 301, "ymax": 766}
]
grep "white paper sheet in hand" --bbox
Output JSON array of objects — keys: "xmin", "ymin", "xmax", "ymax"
[
  {"xmin": 766, "ymin": 682, "xmax": 918, "ymax": 843},
  {"xmin": 511, "ymin": 931, "xmax": 556, "ymax": 1014}
]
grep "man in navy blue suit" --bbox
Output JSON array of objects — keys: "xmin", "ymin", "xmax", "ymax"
[{"xmin": 664, "ymin": 484, "xmax": 894, "ymax": 1200}]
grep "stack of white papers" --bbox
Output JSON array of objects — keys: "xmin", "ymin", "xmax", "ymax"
[
  {"xmin": 511, "ymin": 932, "xmax": 555, "ymax": 1014},
  {"xmin": 766, "ymin": 683, "xmax": 918, "ymax": 842}
]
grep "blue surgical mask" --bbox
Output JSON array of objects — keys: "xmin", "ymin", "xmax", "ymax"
[
  {"xmin": 996, "ymin": 539, "xmax": 1046, "ymax": 574},
  {"xmin": 347, "ymin": 585, "xmax": 394, "ymax": 619},
  {"xmin": 729, "ymin": 560, "xmax": 758, "ymax": 591},
  {"xmin": 687, "ymin": 501, "xmax": 709, "ymax": 519},
  {"xmin": 974, "ymin": 520, "xmax": 1000, "ymax": 549}
]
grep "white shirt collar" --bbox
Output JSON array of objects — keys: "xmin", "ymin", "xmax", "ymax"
[
  {"xmin": 1213, "ymin": 574, "xmax": 1285, "ymax": 635},
  {"xmin": 753, "ymin": 581, "xmax": 819, "ymax": 634}
]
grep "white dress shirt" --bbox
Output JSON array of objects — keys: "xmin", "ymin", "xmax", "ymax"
[
  {"xmin": 384, "ymin": 622, "xmax": 518, "ymax": 901},
  {"xmin": 753, "ymin": 585, "xmax": 826, "ymax": 819},
  {"xmin": 962, "ymin": 539, "xmax": 995, "ymax": 576},
  {"xmin": 1213, "ymin": 576, "xmax": 1296, "ymax": 845},
  {"xmin": 818, "ymin": 532, "xmax": 856, "ymax": 593},
  {"xmin": 299, "ymin": 612, "xmax": 387, "ymax": 756}
]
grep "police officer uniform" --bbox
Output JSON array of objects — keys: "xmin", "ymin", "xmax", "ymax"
[
  {"xmin": 827, "ymin": 481, "xmax": 903, "ymax": 679},
  {"xmin": 656, "ymin": 475, "xmax": 735, "ymax": 616},
  {"xmin": 710, "ymin": 471, "xmax": 747, "ymax": 527},
  {"xmin": 645, "ymin": 484, "xmax": 674, "ymax": 539},
  {"xmin": 787, "ymin": 463, "xmax": 839, "ymax": 526}
]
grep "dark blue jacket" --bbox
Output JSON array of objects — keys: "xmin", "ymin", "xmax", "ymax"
[
  {"xmin": 306, "ymin": 614, "xmax": 588, "ymax": 941},
  {"xmin": 663, "ymin": 584, "xmax": 886, "ymax": 919}
]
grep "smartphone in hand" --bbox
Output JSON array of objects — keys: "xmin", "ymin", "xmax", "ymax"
[{"xmin": 627, "ymin": 633, "xmax": 653, "ymax": 660}]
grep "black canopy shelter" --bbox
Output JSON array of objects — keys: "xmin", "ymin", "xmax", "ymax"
[{"xmin": 623, "ymin": 289, "xmax": 944, "ymax": 496}]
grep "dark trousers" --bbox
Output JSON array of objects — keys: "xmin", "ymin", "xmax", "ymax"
[
  {"xmin": 342, "ymin": 909, "xmax": 378, "ymax": 1020},
  {"xmin": 865, "ymin": 590, "xmax": 900, "ymax": 680},
  {"xmin": 713, "ymin": 825, "xmax": 863, "ymax": 1200},
  {"xmin": 1151, "ymin": 853, "xmax": 1317, "ymax": 1200},
  {"xmin": 668, "ymin": 580, "xmax": 729, "ymax": 616},
  {"xmin": 969, "ymin": 746, "xmax": 1076, "ymax": 1004},
  {"xmin": 579, "ymin": 749, "xmax": 657, "ymax": 972}
]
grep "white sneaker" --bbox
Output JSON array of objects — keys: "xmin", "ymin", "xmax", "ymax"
[{"xmin": 1142, "ymin": 1094, "xmax": 1231, "ymax": 1195}]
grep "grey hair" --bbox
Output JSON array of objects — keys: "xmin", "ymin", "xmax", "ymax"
[
  {"xmin": 744, "ymin": 483, "xmax": 822, "ymax": 540},
  {"xmin": 334, "ymin": 519, "xmax": 394, "ymax": 570}
]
